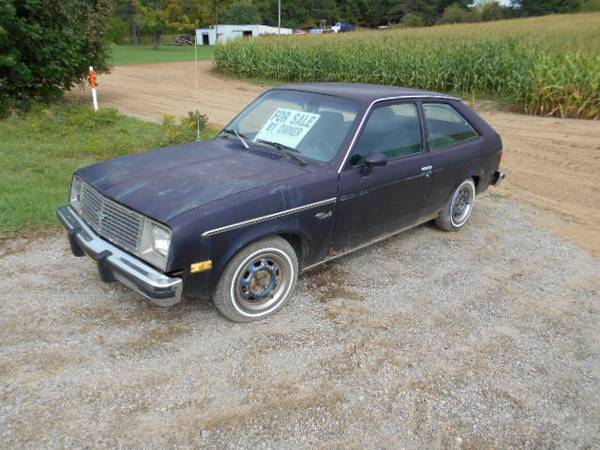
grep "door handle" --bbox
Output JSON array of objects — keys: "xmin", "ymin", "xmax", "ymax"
[{"xmin": 421, "ymin": 165, "xmax": 432, "ymax": 171}]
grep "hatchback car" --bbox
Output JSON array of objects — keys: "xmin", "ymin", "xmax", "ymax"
[{"xmin": 58, "ymin": 83, "xmax": 505, "ymax": 322}]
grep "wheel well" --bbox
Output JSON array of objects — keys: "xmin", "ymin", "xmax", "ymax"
[
  {"xmin": 279, "ymin": 233, "xmax": 304, "ymax": 262},
  {"xmin": 472, "ymin": 175, "xmax": 480, "ymax": 190}
]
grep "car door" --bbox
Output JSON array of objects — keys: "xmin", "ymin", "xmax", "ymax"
[
  {"xmin": 333, "ymin": 101, "xmax": 433, "ymax": 252},
  {"xmin": 420, "ymin": 101, "xmax": 483, "ymax": 213}
]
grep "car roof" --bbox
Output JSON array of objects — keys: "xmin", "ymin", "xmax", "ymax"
[{"xmin": 275, "ymin": 82, "xmax": 459, "ymax": 104}]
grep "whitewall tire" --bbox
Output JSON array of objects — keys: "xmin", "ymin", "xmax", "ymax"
[
  {"xmin": 435, "ymin": 178, "xmax": 476, "ymax": 232},
  {"xmin": 213, "ymin": 236, "xmax": 298, "ymax": 322}
]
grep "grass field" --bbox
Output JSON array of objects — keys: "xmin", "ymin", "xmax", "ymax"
[
  {"xmin": 215, "ymin": 13, "xmax": 600, "ymax": 119},
  {"xmin": 0, "ymin": 104, "xmax": 215, "ymax": 234},
  {"xmin": 111, "ymin": 45, "xmax": 214, "ymax": 65}
]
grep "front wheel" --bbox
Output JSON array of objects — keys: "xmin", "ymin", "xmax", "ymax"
[
  {"xmin": 213, "ymin": 236, "xmax": 298, "ymax": 322},
  {"xmin": 435, "ymin": 178, "xmax": 476, "ymax": 232}
]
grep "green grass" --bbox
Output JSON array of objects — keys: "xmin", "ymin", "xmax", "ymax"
[
  {"xmin": 215, "ymin": 13, "xmax": 600, "ymax": 119},
  {"xmin": 110, "ymin": 45, "xmax": 214, "ymax": 65},
  {"xmin": 0, "ymin": 104, "xmax": 217, "ymax": 234}
]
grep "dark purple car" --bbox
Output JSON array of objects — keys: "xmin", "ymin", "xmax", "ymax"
[{"xmin": 58, "ymin": 83, "xmax": 505, "ymax": 322}]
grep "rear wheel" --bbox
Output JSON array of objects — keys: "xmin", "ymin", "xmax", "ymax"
[
  {"xmin": 213, "ymin": 236, "xmax": 298, "ymax": 322},
  {"xmin": 435, "ymin": 178, "xmax": 476, "ymax": 232}
]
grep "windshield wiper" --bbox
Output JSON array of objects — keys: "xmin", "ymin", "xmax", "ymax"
[
  {"xmin": 221, "ymin": 128, "xmax": 249, "ymax": 149},
  {"xmin": 255, "ymin": 139, "xmax": 307, "ymax": 166}
]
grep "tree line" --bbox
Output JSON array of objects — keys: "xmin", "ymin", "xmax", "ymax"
[
  {"xmin": 109, "ymin": 0, "xmax": 599, "ymax": 44},
  {"xmin": 1, "ymin": 0, "xmax": 598, "ymax": 113}
]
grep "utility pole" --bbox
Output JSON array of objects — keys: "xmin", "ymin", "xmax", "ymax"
[
  {"xmin": 278, "ymin": 0, "xmax": 281, "ymax": 35},
  {"xmin": 214, "ymin": 1, "xmax": 218, "ymax": 45}
]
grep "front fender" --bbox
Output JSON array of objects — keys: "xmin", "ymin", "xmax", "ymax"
[
  {"xmin": 179, "ymin": 199, "xmax": 336, "ymax": 298},
  {"xmin": 206, "ymin": 202, "xmax": 335, "ymax": 276}
]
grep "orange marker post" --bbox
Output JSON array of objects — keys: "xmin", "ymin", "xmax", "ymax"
[{"xmin": 89, "ymin": 66, "xmax": 98, "ymax": 111}]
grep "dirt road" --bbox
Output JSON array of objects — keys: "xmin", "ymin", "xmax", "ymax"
[
  {"xmin": 2, "ymin": 196, "xmax": 599, "ymax": 448},
  {"xmin": 70, "ymin": 61, "xmax": 600, "ymax": 257},
  {"xmin": 73, "ymin": 61, "xmax": 266, "ymax": 125},
  {"xmin": 487, "ymin": 110, "xmax": 600, "ymax": 257}
]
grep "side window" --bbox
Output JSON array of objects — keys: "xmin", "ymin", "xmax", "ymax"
[
  {"xmin": 423, "ymin": 103, "xmax": 479, "ymax": 151},
  {"xmin": 353, "ymin": 103, "xmax": 422, "ymax": 163}
]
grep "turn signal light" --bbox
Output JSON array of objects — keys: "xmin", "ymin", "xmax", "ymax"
[{"xmin": 190, "ymin": 260, "xmax": 213, "ymax": 273}]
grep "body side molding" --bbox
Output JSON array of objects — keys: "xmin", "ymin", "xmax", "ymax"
[{"xmin": 201, "ymin": 198, "xmax": 337, "ymax": 237}]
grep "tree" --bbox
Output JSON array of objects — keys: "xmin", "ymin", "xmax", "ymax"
[
  {"xmin": 222, "ymin": 2, "xmax": 262, "ymax": 24},
  {"xmin": 336, "ymin": 0, "xmax": 370, "ymax": 26},
  {"xmin": 113, "ymin": 0, "xmax": 141, "ymax": 44},
  {"xmin": 0, "ymin": 0, "xmax": 113, "ymax": 114},
  {"xmin": 478, "ymin": 1, "xmax": 509, "ymax": 21},
  {"xmin": 135, "ymin": 0, "xmax": 169, "ymax": 48},
  {"xmin": 581, "ymin": 0, "xmax": 600, "ymax": 11},
  {"xmin": 107, "ymin": 17, "xmax": 130, "ymax": 44},
  {"xmin": 442, "ymin": 2, "xmax": 478, "ymax": 23},
  {"xmin": 401, "ymin": 12, "xmax": 426, "ymax": 26},
  {"xmin": 134, "ymin": 0, "xmax": 194, "ymax": 47},
  {"xmin": 511, "ymin": 0, "xmax": 581, "ymax": 16}
]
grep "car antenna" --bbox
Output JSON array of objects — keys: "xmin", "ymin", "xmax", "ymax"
[{"xmin": 195, "ymin": 33, "xmax": 201, "ymax": 142}]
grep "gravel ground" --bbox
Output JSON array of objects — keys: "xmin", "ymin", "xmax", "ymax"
[{"xmin": 1, "ymin": 194, "xmax": 599, "ymax": 449}]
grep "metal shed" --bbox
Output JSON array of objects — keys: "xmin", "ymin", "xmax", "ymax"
[{"xmin": 196, "ymin": 24, "xmax": 292, "ymax": 46}]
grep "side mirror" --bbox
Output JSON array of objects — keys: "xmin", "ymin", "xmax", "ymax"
[
  {"xmin": 361, "ymin": 153, "xmax": 388, "ymax": 176},
  {"xmin": 364, "ymin": 153, "xmax": 388, "ymax": 168}
]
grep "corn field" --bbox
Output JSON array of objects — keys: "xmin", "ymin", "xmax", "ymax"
[{"xmin": 214, "ymin": 13, "xmax": 600, "ymax": 119}]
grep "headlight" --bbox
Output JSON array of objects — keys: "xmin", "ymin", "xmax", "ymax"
[
  {"xmin": 139, "ymin": 219, "xmax": 171, "ymax": 270},
  {"xmin": 151, "ymin": 225, "xmax": 170, "ymax": 257},
  {"xmin": 70, "ymin": 175, "xmax": 83, "ymax": 213}
]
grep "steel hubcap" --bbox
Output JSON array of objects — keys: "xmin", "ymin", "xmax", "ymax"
[
  {"xmin": 451, "ymin": 184, "xmax": 473, "ymax": 225},
  {"xmin": 234, "ymin": 252, "xmax": 290, "ymax": 312},
  {"xmin": 240, "ymin": 259, "xmax": 280, "ymax": 300}
]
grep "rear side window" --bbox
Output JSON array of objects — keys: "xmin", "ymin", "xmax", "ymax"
[
  {"xmin": 354, "ymin": 103, "xmax": 422, "ymax": 162},
  {"xmin": 423, "ymin": 103, "xmax": 479, "ymax": 151}
]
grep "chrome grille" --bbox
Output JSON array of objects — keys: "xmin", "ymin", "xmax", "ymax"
[{"xmin": 78, "ymin": 182, "xmax": 143, "ymax": 254}]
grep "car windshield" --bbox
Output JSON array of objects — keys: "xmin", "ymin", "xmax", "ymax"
[{"xmin": 224, "ymin": 89, "xmax": 360, "ymax": 163}]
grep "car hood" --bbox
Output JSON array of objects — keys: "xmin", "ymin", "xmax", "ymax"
[{"xmin": 77, "ymin": 139, "xmax": 308, "ymax": 223}]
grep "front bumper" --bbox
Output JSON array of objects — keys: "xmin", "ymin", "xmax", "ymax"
[{"xmin": 57, "ymin": 205, "xmax": 183, "ymax": 307}]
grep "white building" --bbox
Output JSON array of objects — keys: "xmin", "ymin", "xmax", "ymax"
[{"xmin": 196, "ymin": 24, "xmax": 292, "ymax": 46}]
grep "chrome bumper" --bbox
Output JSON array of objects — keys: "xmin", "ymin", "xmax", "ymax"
[
  {"xmin": 57, "ymin": 205, "xmax": 183, "ymax": 307},
  {"xmin": 492, "ymin": 170, "xmax": 506, "ymax": 186}
]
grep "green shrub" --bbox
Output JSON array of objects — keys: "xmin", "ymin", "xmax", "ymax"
[
  {"xmin": 0, "ymin": 1, "xmax": 113, "ymax": 116},
  {"xmin": 161, "ymin": 111, "xmax": 211, "ymax": 145}
]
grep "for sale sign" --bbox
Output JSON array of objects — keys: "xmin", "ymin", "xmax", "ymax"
[{"xmin": 253, "ymin": 108, "xmax": 321, "ymax": 149}]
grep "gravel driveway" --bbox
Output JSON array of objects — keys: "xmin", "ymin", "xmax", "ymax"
[{"xmin": 1, "ymin": 194, "xmax": 599, "ymax": 448}]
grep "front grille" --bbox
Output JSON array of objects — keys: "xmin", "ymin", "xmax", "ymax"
[{"xmin": 78, "ymin": 182, "xmax": 143, "ymax": 254}]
